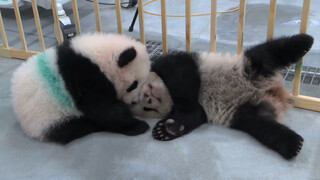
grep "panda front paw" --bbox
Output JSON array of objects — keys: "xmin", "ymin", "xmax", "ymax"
[
  {"xmin": 152, "ymin": 119, "xmax": 185, "ymax": 141},
  {"xmin": 123, "ymin": 120, "xmax": 150, "ymax": 136}
]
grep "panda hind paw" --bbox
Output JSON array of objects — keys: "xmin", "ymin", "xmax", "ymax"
[{"xmin": 275, "ymin": 132, "xmax": 304, "ymax": 160}]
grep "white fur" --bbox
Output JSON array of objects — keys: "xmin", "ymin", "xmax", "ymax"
[
  {"xmin": 11, "ymin": 48, "xmax": 81, "ymax": 140},
  {"xmin": 198, "ymin": 52, "xmax": 261, "ymax": 126},
  {"xmin": 130, "ymin": 72, "xmax": 173, "ymax": 119},
  {"xmin": 71, "ymin": 33, "xmax": 151, "ymax": 105}
]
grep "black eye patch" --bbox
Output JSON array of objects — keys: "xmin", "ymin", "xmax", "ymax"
[
  {"xmin": 143, "ymin": 107, "xmax": 159, "ymax": 112},
  {"xmin": 126, "ymin": 80, "xmax": 138, "ymax": 92}
]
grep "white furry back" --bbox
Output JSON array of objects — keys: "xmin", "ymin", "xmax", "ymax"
[{"xmin": 11, "ymin": 48, "xmax": 81, "ymax": 140}]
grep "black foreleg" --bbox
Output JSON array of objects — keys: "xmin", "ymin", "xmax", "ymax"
[
  {"xmin": 152, "ymin": 104, "xmax": 207, "ymax": 141},
  {"xmin": 86, "ymin": 101, "xmax": 150, "ymax": 136}
]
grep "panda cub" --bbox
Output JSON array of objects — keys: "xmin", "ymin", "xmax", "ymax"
[
  {"xmin": 131, "ymin": 34, "xmax": 314, "ymax": 159},
  {"xmin": 11, "ymin": 33, "xmax": 151, "ymax": 144}
]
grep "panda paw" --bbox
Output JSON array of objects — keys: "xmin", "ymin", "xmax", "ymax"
[
  {"xmin": 152, "ymin": 119, "xmax": 185, "ymax": 141},
  {"xmin": 123, "ymin": 120, "xmax": 150, "ymax": 136},
  {"xmin": 275, "ymin": 132, "xmax": 304, "ymax": 160}
]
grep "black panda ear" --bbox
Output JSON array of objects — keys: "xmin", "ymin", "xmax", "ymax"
[{"xmin": 118, "ymin": 47, "xmax": 137, "ymax": 68}]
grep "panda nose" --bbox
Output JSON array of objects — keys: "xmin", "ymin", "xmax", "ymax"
[{"xmin": 147, "ymin": 98, "xmax": 152, "ymax": 104}]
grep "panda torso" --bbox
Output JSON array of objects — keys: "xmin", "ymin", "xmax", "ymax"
[
  {"xmin": 11, "ymin": 33, "xmax": 151, "ymax": 141},
  {"xmin": 11, "ymin": 48, "xmax": 82, "ymax": 139},
  {"xmin": 197, "ymin": 52, "xmax": 262, "ymax": 126},
  {"xmin": 134, "ymin": 51, "xmax": 291, "ymax": 127}
]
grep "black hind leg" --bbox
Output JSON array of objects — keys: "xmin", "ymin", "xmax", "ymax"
[
  {"xmin": 152, "ymin": 104, "xmax": 207, "ymax": 141},
  {"xmin": 244, "ymin": 34, "xmax": 313, "ymax": 78},
  {"xmin": 230, "ymin": 101, "xmax": 303, "ymax": 160},
  {"xmin": 46, "ymin": 116, "xmax": 103, "ymax": 144}
]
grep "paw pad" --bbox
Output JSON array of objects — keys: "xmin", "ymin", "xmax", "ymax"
[{"xmin": 152, "ymin": 118, "xmax": 186, "ymax": 141}]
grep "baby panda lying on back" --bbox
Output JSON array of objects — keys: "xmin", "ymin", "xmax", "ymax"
[
  {"xmin": 11, "ymin": 33, "xmax": 151, "ymax": 144},
  {"xmin": 131, "ymin": 34, "xmax": 314, "ymax": 159}
]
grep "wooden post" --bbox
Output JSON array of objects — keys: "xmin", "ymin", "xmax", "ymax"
[
  {"xmin": 31, "ymin": 0, "xmax": 45, "ymax": 51},
  {"xmin": 209, "ymin": 0, "xmax": 217, "ymax": 52},
  {"xmin": 71, "ymin": 0, "xmax": 81, "ymax": 35},
  {"xmin": 93, "ymin": 0, "xmax": 102, "ymax": 32},
  {"xmin": 160, "ymin": 0, "xmax": 168, "ymax": 54},
  {"xmin": 185, "ymin": 0, "xmax": 191, "ymax": 52},
  {"xmin": 13, "ymin": 0, "xmax": 27, "ymax": 51},
  {"xmin": 236, "ymin": 0, "xmax": 246, "ymax": 54},
  {"xmin": 51, "ymin": 0, "xmax": 63, "ymax": 44},
  {"xmin": 137, "ymin": 0, "xmax": 145, "ymax": 43},
  {"xmin": 115, "ymin": 0, "xmax": 123, "ymax": 34},
  {"xmin": 266, "ymin": 0, "xmax": 277, "ymax": 40},
  {"xmin": 0, "ymin": 10, "xmax": 9, "ymax": 48},
  {"xmin": 292, "ymin": 95, "xmax": 320, "ymax": 112},
  {"xmin": 292, "ymin": 0, "xmax": 310, "ymax": 96}
]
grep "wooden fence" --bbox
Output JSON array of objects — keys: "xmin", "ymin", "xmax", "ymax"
[{"xmin": 0, "ymin": 0, "xmax": 319, "ymax": 112}]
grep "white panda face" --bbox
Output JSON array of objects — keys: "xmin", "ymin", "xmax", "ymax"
[
  {"xmin": 118, "ymin": 46, "xmax": 151, "ymax": 105},
  {"xmin": 130, "ymin": 72, "xmax": 173, "ymax": 119},
  {"xmin": 70, "ymin": 33, "xmax": 151, "ymax": 105}
]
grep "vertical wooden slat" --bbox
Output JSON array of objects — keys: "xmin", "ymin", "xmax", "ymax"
[
  {"xmin": 209, "ymin": 0, "xmax": 217, "ymax": 52},
  {"xmin": 71, "ymin": 0, "xmax": 81, "ymax": 35},
  {"xmin": 137, "ymin": 0, "xmax": 145, "ymax": 43},
  {"xmin": 266, "ymin": 0, "xmax": 277, "ymax": 40},
  {"xmin": 185, "ymin": 0, "xmax": 191, "ymax": 52},
  {"xmin": 13, "ymin": 0, "xmax": 27, "ymax": 50},
  {"xmin": 160, "ymin": 0, "xmax": 168, "ymax": 54},
  {"xmin": 93, "ymin": 0, "xmax": 102, "ymax": 32},
  {"xmin": 31, "ymin": 0, "xmax": 45, "ymax": 51},
  {"xmin": 0, "ymin": 10, "xmax": 9, "ymax": 48},
  {"xmin": 292, "ymin": 0, "xmax": 310, "ymax": 96},
  {"xmin": 236, "ymin": 0, "xmax": 246, "ymax": 54},
  {"xmin": 115, "ymin": 0, "xmax": 122, "ymax": 34},
  {"xmin": 51, "ymin": 0, "xmax": 63, "ymax": 44}
]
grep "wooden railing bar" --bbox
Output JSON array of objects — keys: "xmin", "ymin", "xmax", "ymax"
[
  {"xmin": 13, "ymin": 0, "xmax": 27, "ymax": 50},
  {"xmin": 71, "ymin": 0, "xmax": 81, "ymax": 35},
  {"xmin": 209, "ymin": 0, "xmax": 217, "ymax": 52},
  {"xmin": 160, "ymin": 0, "xmax": 168, "ymax": 54},
  {"xmin": 31, "ymin": 0, "xmax": 45, "ymax": 51},
  {"xmin": 236, "ymin": 0, "xmax": 246, "ymax": 54},
  {"xmin": 93, "ymin": 0, "xmax": 102, "ymax": 32}
]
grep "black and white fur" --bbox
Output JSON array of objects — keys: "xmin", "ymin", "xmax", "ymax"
[
  {"xmin": 11, "ymin": 33, "xmax": 151, "ymax": 144},
  {"xmin": 132, "ymin": 34, "xmax": 314, "ymax": 159}
]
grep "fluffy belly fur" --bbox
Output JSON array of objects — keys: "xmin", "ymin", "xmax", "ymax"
[
  {"xmin": 199, "ymin": 63, "xmax": 260, "ymax": 126},
  {"xmin": 198, "ymin": 53, "xmax": 291, "ymax": 126}
]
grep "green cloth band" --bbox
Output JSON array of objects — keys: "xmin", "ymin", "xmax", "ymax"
[{"xmin": 37, "ymin": 52, "xmax": 76, "ymax": 109}]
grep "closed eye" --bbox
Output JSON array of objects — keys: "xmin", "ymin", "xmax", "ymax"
[
  {"xmin": 126, "ymin": 80, "xmax": 138, "ymax": 92},
  {"xmin": 143, "ymin": 107, "xmax": 159, "ymax": 112}
]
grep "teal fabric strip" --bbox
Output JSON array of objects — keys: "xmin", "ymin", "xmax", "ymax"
[{"xmin": 37, "ymin": 52, "xmax": 75, "ymax": 109}]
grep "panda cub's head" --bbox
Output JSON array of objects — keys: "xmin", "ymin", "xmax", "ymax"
[
  {"xmin": 70, "ymin": 33, "xmax": 151, "ymax": 105},
  {"xmin": 130, "ymin": 72, "xmax": 173, "ymax": 119}
]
